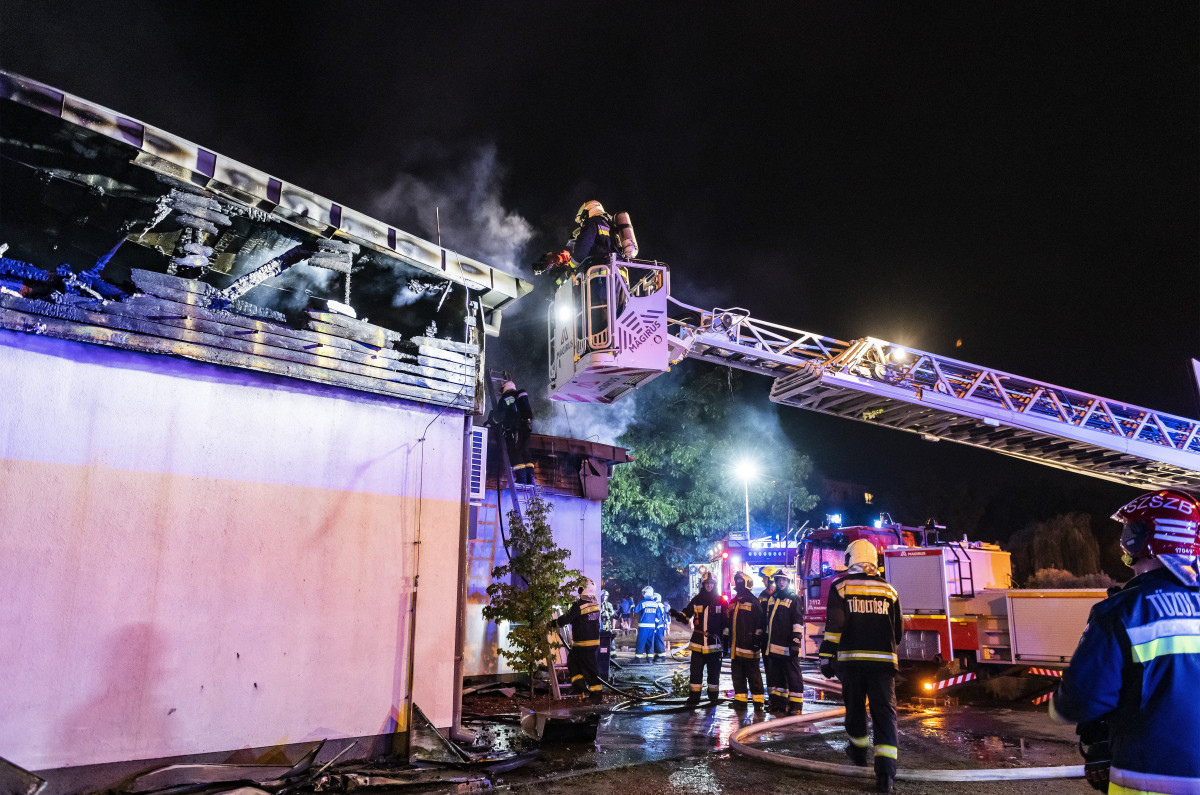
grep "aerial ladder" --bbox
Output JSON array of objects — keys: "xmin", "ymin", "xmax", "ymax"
[{"xmin": 548, "ymin": 258, "xmax": 1200, "ymax": 491}]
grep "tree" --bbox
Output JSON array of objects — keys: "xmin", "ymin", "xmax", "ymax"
[
  {"xmin": 482, "ymin": 497, "xmax": 588, "ymax": 688},
  {"xmin": 1007, "ymin": 511, "xmax": 1102, "ymax": 583},
  {"xmin": 602, "ymin": 362, "xmax": 818, "ymax": 598}
]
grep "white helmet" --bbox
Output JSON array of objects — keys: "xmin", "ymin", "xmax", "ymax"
[
  {"xmin": 653, "ymin": 592, "xmax": 662, "ymax": 603},
  {"xmin": 773, "ymin": 570, "xmax": 792, "ymax": 590},
  {"xmin": 502, "ymin": 380, "xmax": 516, "ymax": 393},
  {"xmin": 575, "ymin": 200, "xmax": 606, "ymax": 225},
  {"xmin": 642, "ymin": 585, "xmax": 654, "ymax": 598},
  {"xmin": 845, "ymin": 539, "xmax": 880, "ymax": 573},
  {"xmin": 581, "ymin": 578, "xmax": 596, "ymax": 598}
]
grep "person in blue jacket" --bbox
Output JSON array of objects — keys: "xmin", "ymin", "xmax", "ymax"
[
  {"xmin": 654, "ymin": 592, "xmax": 670, "ymax": 663},
  {"xmin": 632, "ymin": 586, "xmax": 662, "ymax": 663},
  {"xmin": 1051, "ymin": 489, "xmax": 1200, "ymax": 795}
]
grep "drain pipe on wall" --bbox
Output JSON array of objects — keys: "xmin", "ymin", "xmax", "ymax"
[{"xmin": 449, "ymin": 414, "xmax": 476, "ymax": 743}]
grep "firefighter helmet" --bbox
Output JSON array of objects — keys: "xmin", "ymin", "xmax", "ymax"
[
  {"xmin": 642, "ymin": 585, "xmax": 654, "ymax": 598},
  {"xmin": 502, "ymin": 380, "xmax": 516, "ymax": 393},
  {"xmin": 700, "ymin": 571, "xmax": 715, "ymax": 591},
  {"xmin": 773, "ymin": 569, "xmax": 792, "ymax": 589},
  {"xmin": 1112, "ymin": 489, "xmax": 1200, "ymax": 586},
  {"xmin": 733, "ymin": 571, "xmax": 748, "ymax": 589},
  {"xmin": 760, "ymin": 565, "xmax": 778, "ymax": 581},
  {"xmin": 575, "ymin": 200, "xmax": 605, "ymax": 225},
  {"xmin": 845, "ymin": 538, "xmax": 880, "ymax": 571},
  {"xmin": 599, "ymin": 589, "xmax": 608, "ymax": 601}
]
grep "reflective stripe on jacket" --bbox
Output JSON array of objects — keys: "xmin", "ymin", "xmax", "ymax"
[
  {"xmin": 819, "ymin": 572, "xmax": 902, "ymax": 668},
  {"xmin": 764, "ymin": 588, "xmax": 804, "ymax": 656},
  {"xmin": 1052, "ymin": 568, "xmax": 1200, "ymax": 786},
  {"xmin": 556, "ymin": 597, "xmax": 602, "ymax": 646}
]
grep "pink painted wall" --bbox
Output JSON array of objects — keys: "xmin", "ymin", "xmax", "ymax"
[{"xmin": 0, "ymin": 330, "xmax": 466, "ymax": 771}]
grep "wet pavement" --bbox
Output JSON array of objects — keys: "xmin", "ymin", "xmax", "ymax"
[{"xmin": 437, "ymin": 643, "xmax": 1090, "ymax": 793}]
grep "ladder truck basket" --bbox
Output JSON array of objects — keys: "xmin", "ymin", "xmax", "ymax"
[{"xmin": 548, "ymin": 258, "xmax": 671, "ymax": 403}]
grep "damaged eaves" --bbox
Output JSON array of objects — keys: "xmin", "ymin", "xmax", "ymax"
[{"xmin": 0, "ymin": 71, "xmax": 533, "ymax": 412}]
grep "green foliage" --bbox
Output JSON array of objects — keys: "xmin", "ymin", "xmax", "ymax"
[
  {"xmin": 483, "ymin": 497, "xmax": 588, "ymax": 684},
  {"xmin": 669, "ymin": 667, "xmax": 691, "ymax": 698},
  {"xmin": 1026, "ymin": 567, "xmax": 1117, "ymax": 590},
  {"xmin": 1007, "ymin": 511, "xmax": 1102, "ymax": 582},
  {"xmin": 602, "ymin": 362, "xmax": 818, "ymax": 596}
]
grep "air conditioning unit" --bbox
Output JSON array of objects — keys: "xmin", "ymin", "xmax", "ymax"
[{"xmin": 468, "ymin": 425, "xmax": 488, "ymax": 504}]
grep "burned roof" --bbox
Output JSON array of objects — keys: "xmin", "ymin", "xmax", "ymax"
[{"xmin": 0, "ymin": 70, "xmax": 525, "ymax": 411}]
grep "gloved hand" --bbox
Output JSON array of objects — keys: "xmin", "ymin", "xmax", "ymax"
[
  {"xmin": 820, "ymin": 661, "xmax": 837, "ymax": 679},
  {"xmin": 532, "ymin": 251, "xmax": 555, "ymax": 275}
]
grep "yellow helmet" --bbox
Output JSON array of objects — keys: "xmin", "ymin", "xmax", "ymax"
[
  {"xmin": 575, "ymin": 200, "xmax": 606, "ymax": 225},
  {"xmin": 846, "ymin": 539, "xmax": 880, "ymax": 570},
  {"xmin": 759, "ymin": 565, "xmax": 778, "ymax": 581}
]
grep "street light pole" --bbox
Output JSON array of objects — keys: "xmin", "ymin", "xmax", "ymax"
[{"xmin": 743, "ymin": 476, "xmax": 751, "ymax": 539}]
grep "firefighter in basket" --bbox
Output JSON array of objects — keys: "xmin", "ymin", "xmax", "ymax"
[
  {"xmin": 670, "ymin": 571, "xmax": 727, "ymax": 705},
  {"xmin": 819, "ymin": 539, "xmax": 903, "ymax": 794},
  {"xmin": 1051, "ymin": 489, "xmax": 1200, "ymax": 795},
  {"xmin": 533, "ymin": 201, "xmax": 637, "ymax": 284}
]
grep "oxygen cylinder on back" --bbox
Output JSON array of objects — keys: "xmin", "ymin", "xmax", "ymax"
[{"xmin": 614, "ymin": 211, "xmax": 639, "ymax": 259}]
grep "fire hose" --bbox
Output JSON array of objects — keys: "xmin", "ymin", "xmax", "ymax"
[{"xmin": 730, "ymin": 708, "xmax": 1086, "ymax": 782}]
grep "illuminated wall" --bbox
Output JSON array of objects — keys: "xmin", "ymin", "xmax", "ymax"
[
  {"xmin": 463, "ymin": 491, "xmax": 603, "ymax": 677},
  {"xmin": 0, "ymin": 330, "xmax": 466, "ymax": 771}
]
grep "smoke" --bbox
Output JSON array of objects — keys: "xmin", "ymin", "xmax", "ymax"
[
  {"xmin": 369, "ymin": 144, "xmax": 533, "ymax": 276},
  {"xmin": 541, "ymin": 395, "xmax": 641, "ymax": 447}
]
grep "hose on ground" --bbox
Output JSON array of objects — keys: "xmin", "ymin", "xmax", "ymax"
[{"xmin": 730, "ymin": 708, "xmax": 1085, "ymax": 782}]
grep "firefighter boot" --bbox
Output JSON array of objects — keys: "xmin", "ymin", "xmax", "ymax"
[
  {"xmin": 684, "ymin": 692, "xmax": 701, "ymax": 706},
  {"xmin": 875, "ymin": 757, "xmax": 896, "ymax": 793},
  {"xmin": 707, "ymin": 688, "xmax": 720, "ymax": 704},
  {"xmin": 845, "ymin": 742, "xmax": 870, "ymax": 767},
  {"xmin": 730, "ymin": 696, "xmax": 748, "ymax": 712},
  {"xmin": 752, "ymin": 696, "xmax": 765, "ymax": 715}
]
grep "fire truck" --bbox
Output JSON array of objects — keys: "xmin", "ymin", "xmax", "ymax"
[{"xmin": 705, "ymin": 521, "xmax": 1106, "ymax": 670}]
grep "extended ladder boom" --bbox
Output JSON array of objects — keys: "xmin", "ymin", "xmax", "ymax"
[{"xmin": 549, "ymin": 259, "xmax": 1200, "ymax": 490}]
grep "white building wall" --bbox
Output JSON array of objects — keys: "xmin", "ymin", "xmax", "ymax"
[
  {"xmin": 462, "ymin": 489, "xmax": 603, "ymax": 678},
  {"xmin": 0, "ymin": 330, "xmax": 465, "ymax": 771}
]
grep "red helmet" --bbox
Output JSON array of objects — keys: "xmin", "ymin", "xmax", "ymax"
[{"xmin": 1112, "ymin": 489, "xmax": 1200, "ymax": 585}]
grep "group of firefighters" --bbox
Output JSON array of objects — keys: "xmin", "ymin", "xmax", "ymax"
[
  {"xmin": 550, "ymin": 488, "xmax": 1200, "ymax": 795},
  {"xmin": 538, "ymin": 203, "xmax": 1200, "ymax": 792}
]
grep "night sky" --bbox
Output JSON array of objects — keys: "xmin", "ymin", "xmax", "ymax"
[{"xmin": 4, "ymin": 3, "xmax": 1198, "ymax": 530}]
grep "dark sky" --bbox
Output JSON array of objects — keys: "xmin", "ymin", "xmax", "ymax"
[{"xmin": 4, "ymin": 3, "xmax": 1198, "ymax": 527}]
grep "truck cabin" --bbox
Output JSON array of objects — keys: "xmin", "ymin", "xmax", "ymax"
[{"xmin": 798, "ymin": 524, "xmax": 918, "ymax": 621}]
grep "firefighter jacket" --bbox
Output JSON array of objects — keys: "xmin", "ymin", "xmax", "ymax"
[
  {"xmin": 1052, "ymin": 568, "xmax": 1200, "ymax": 790},
  {"xmin": 764, "ymin": 587, "xmax": 805, "ymax": 657},
  {"xmin": 491, "ymin": 386, "xmax": 533, "ymax": 432},
  {"xmin": 555, "ymin": 597, "xmax": 601, "ymax": 648},
  {"xmin": 568, "ymin": 214, "xmax": 616, "ymax": 270},
  {"xmin": 725, "ymin": 586, "xmax": 765, "ymax": 659},
  {"xmin": 633, "ymin": 597, "xmax": 664, "ymax": 629},
  {"xmin": 599, "ymin": 598, "xmax": 615, "ymax": 631},
  {"xmin": 672, "ymin": 591, "xmax": 726, "ymax": 653},
  {"xmin": 758, "ymin": 586, "xmax": 775, "ymax": 616},
  {"xmin": 819, "ymin": 571, "xmax": 903, "ymax": 668}
]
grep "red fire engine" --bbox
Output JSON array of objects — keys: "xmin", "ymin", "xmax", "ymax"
[{"xmin": 708, "ymin": 519, "xmax": 1106, "ymax": 670}]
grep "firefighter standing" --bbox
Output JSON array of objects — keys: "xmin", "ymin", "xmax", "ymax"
[
  {"xmin": 724, "ymin": 571, "xmax": 766, "ymax": 712},
  {"xmin": 598, "ymin": 589, "xmax": 615, "ymax": 632},
  {"xmin": 654, "ymin": 592, "xmax": 669, "ymax": 662},
  {"xmin": 757, "ymin": 566, "xmax": 778, "ymax": 677},
  {"xmin": 632, "ymin": 586, "xmax": 663, "ymax": 663},
  {"xmin": 819, "ymin": 539, "xmax": 903, "ymax": 794},
  {"xmin": 670, "ymin": 572, "xmax": 727, "ymax": 704},
  {"xmin": 764, "ymin": 570, "xmax": 806, "ymax": 716},
  {"xmin": 1051, "ymin": 489, "xmax": 1200, "ymax": 795},
  {"xmin": 489, "ymin": 381, "xmax": 534, "ymax": 484},
  {"xmin": 555, "ymin": 581, "xmax": 604, "ymax": 703}
]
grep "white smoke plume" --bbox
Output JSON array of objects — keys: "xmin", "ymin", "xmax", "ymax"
[
  {"xmin": 370, "ymin": 144, "xmax": 533, "ymax": 275},
  {"xmin": 542, "ymin": 395, "xmax": 640, "ymax": 447}
]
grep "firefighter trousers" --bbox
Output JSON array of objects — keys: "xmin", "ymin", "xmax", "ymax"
[
  {"xmin": 654, "ymin": 627, "xmax": 667, "ymax": 656},
  {"xmin": 688, "ymin": 651, "xmax": 722, "ymax": 698},
  {"xmin": 730, "ymin": 656, "xmax": 765, "ymax": 707},
  {"xmin": 765, "ymin": 653, "xmax": 804, "ymax": 711},
  {"xmin": 635, "ymin": 626, "xmax": 656, "ymax": 659},
  {"xmin": 839, "ymin": 664, "xmax": 898, "ymax": 779},
  {"xmin": 504, "ymin": 428, "xmax": 534, "ymax": 484},
  {"xmin": 566, "ymin": 646, "xmax": 603, "ymax": 696}
]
